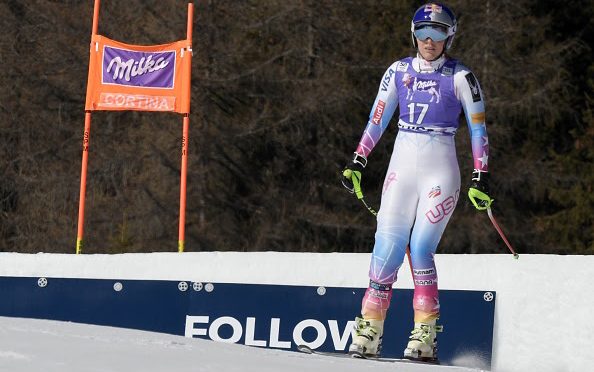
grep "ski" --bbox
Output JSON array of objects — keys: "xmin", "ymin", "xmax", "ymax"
[
  {"xmin": 296, "ymin": 345, "xmax": 440, "ymax": 365},
  {"xmin": 297, "ymin": 345, "xmax": 353, "ymax": 359}
]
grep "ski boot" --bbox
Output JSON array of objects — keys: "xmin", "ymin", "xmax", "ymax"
[
  {"xmin": 348, "ymin": 317, "xmax": 384, "ymax": 358},
  {"xmin": 403, "ymin": 321, "xmax": 443, "ymax": 363}
]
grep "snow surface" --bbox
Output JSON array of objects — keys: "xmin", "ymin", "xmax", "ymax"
[
  {"xmin": 1, "ymin": 252, "xmax": 594, "ymax": 372},
  {"xmin": 0, "ymin": 316, "xmax": 484, "ymax": 372}
]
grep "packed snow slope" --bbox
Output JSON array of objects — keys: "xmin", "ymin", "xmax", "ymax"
[
  {"xmin": 1, "ymin": 252, "xmax": 593, "ymax": 372},
  {"xmin": 0, "ymin": 316, "xmax": 483, "ymax": 372}
]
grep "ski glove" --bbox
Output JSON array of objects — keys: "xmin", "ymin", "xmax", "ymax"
[
  {"xmin": 468, "ymin": 170, "xmax": 493, "ymax": 210},
  {"xmin": 341, "ymin": 153, "xmax": 367, "ymax": 199}
]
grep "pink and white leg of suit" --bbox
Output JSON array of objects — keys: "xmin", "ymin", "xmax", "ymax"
[{"xmin": 361, "ymin": 131, "xmax": 460, "ymax": 323}]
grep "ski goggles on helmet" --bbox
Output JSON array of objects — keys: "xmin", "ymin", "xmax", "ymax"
[{"xmin": 413, "ymin": 23, "xmax": 449, "ymax": 42}]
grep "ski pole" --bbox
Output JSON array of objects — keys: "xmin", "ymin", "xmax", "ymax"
[
  {"xmin": 343, "ymin": 169, "xmax": 378, "ymax": 217},
  {"xmin": 486, "ymin": 207, "xmax": 519, "ymax": 259}
]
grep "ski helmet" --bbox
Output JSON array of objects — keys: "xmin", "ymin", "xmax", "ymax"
[{"xmin": 411, "ymin": 3, "xmax": 457, "ymax": 50}]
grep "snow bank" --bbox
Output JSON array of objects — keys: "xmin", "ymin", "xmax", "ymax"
[
  {"xmin": 0, "ymin": 252, "xmax": 592, "ymax": 372},
  {"xmin": 0, "ymin": 316, "xmax": 482, "ymax": 372}
]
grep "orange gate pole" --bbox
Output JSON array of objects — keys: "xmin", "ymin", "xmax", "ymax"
[
  {"xmin": 178, "ymin": 3, "xmax": 193, "ymax": 253},
  {"xmin": 179, "ymin": 115, "xmax": 189, "ymax": 253},
  {"xmin": 76, "ymin": 113, "xmax": 92, "ymax": 254},
  {"xmin": 76, "ymin": 0, "xmax": 101, "ymax": 254}
]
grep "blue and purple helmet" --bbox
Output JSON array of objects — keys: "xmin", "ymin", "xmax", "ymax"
[{"xmin": 411, "ymin": 3, "xmax": 457, "ymax": 50}]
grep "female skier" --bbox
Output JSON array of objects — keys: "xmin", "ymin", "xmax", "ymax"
[{"xmin": 341, "ymin": 3, "xmax": 493, "ymax": 362}]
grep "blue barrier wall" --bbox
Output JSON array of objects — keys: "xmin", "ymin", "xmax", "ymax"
[{"xmin": 0, "ymin": 276, "xmax": 494, "ymax": 368}]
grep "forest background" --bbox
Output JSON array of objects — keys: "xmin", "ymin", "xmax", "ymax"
[{"xmin": 0, "ymin": 0, "xmax": 592, "ymax": 254}]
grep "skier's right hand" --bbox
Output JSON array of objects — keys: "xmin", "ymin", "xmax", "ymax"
[{"xmin": 341, "ymin": 154, "xmax": 367, "ymax": 198}]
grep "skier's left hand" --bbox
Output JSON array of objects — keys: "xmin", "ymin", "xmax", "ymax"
[{"xmin": 468, "ymin": 170, "xmax": 493, "ymax": 210}]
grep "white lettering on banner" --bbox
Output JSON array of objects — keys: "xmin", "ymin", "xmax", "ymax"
[
  {"xmin": 209, "ymin": 316, "xmax": 242, "ymax": 343},
  {"xmin": 269, "ymin": 318, "xmax": 291, "ymax": 348},
  {"xmin": 184, "ymin": 316, "xmax": 355, "ymax": 350},
  {"xmin": 245, "ymin": 317, "xmax": 266, "ymax": 347},
  {"xmin": 293, "ymin": 319, "xmax": 327, "ymax": 349},
  {"xmin": 106, "ymin": 55, "xmax": 170, "ymax": 82},
  {"xmin": 328, "ymin": 320, "xmax": 353, "ymax": 350},
  {"xmin": 99, "ymin": 93, "xmax": 175, "ymax": 111},
  {"xmin": 185, "ymin": 315, "xmax": 209, "ymax": 337}
]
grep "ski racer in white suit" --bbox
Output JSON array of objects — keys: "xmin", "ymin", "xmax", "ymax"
[{"xmin": 341, "ymin": 3, "xmax": 493, "ymax": 362}]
